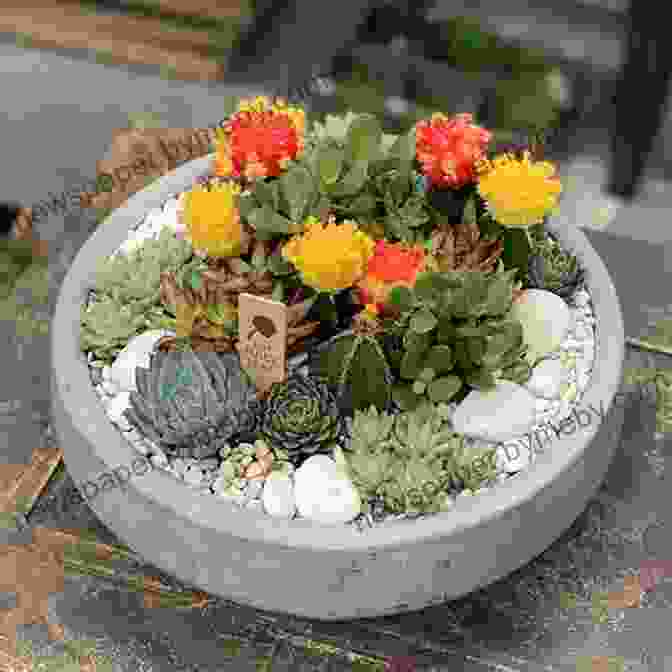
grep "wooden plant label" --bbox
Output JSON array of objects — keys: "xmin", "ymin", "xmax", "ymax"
[{"xmin": 237, "ymin": 293, "xmax": 287, "ymax": 394}]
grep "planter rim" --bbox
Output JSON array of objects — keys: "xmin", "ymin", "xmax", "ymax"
[{"xmin": 52, "ymin": 153, "xmax": 625, "ymax": 551}]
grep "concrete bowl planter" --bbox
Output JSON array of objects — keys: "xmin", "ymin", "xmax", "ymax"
[{"xmin": 51, "ymin": 154, "xmax": 625, "ymax": 621}]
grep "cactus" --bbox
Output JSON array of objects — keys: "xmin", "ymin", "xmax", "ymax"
[
  {"xmin": 384, "ymin": 267, "xmax": 531, "ymax": 410},
  {"xmin": 309, "ymin": 326, "xmax": 393, "ymax": 414}
]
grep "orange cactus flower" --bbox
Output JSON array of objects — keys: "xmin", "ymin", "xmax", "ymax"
[
  {"xmin": 214, "ymin": 96, "xmax": 305, "ymax": 180},
  {"xmin": 357, "ymin": 239, "xmax": 426, "ymax": 314}
]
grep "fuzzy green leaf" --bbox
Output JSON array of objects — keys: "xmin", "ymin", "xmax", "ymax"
[
  {"xmin": 251, "ymin": 179, "xmax": 279, "ymax": 211},
  {"xmin": 347, "ymin": 191, "xmax": 378, "ymax": 215},
  {"xmin": 413, "ymin": 272, "xmax": 443, "ymax": 303},
  {"xmin": 427, "ymin": 375, "xmax": 462, "ymax": 403},
  {"xmin": 280, "ymin": 164, "xmax": 316, "ymax": 222},
  {"xmin": 329, "ymin": 159, "xmax": 369, "ymax": 197},
  {"xmin": 346, "ymin": 113, "xmax": 383, "ymax": 163},
  {"xmin": 464, "ymin": 367, "xmax": 498, "ymax": 389},
  {"xmin": 423, "ymin": 345, "xmax": 454, "ymax": 374},
  {"xmin": 392, "ymin": 383, "xmax": 422, "ymax": 411},
  {"xmin": 272, "ymin": 281, "xmax": 284, "ymax": 302},
  {"xmin": 267, "ymin": 250, "xmax": 295, "ymax": 276},
  {"xmin": 501, "ymin": 227, "xmax": 532, "ymax": 281},
  {"xmin": 409, "ymin": 308, "xmax": 438, "ymax": 334},
  {"xmin": 418, "ymin": 367, "xmax": 436, "ymax": 383},
  {"xmin": 247, "ymin": 205, "xmax": 294, "ymax": 236},
  {"xmin": 412, "ymin": 380, "xmax": 426, "ymax": 395},
  {"xmin": 462, "ymin": 194, "xmax": 477, "ymax": 226},
  {"xmin": 317, "ymin": 144, "xmax": 344, "ymax": 185}
]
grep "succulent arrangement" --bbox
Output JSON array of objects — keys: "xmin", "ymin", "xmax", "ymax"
[
  {"xmin": 124, "ymin": 350, "xmax": 260, "ymax": 459},
  {"xmin": 81, "ymin": 96, "xmax": 589, "ymax": 519},
  {"xmin": 259, "ymin": 372, "xmax": 346, "ymax": 466}
]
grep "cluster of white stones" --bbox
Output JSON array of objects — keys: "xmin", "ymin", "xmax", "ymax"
[{"xmin": 86, "ymin": 190, "xmax": 598, "ymax": 526}]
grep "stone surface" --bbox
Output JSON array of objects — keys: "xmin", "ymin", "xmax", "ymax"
[
  {"xmin": 294, "ymin": 456, "xmax": 361, "ymax": 525},
  {"xmin": 105, "ymin": 391, "xmax": 132, "ymax": 430},
  {"xmin": 451, "ymin": 380, "xmax": 538, "ymax": 442},
  {"xmin": 108, "ymin": 329, "xmax": 175, "ymax": 393},
  {"xmin": 261, "ymin": 472, "xmax": 296, "ymax": 519},
  {"xmin": 510, "ymin": 289, "xmax": 571, "ymax": 363},
  {"xmin": 525, "ymin": 357, "xmax": 567, "ymax": 399}
]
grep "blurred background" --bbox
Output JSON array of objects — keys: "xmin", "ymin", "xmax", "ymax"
[{"xmin": 1, "ymin": 0, "xmax": 671, "ymax": 244}]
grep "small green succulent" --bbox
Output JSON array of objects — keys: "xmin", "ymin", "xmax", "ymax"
[
  {"xmin": 341, "ymin": 403, "xmax": 482, "ymax": 516},
  {"xmin": 526, "ymin": 232, "xmax": 585, "ymax": 299},
  {"xmin": 383, "ymin": 267, "xmax": 531, "ymax": 410},
  {"xmin": 259, "ymin": 373, "xmax": 346, "ymax": 466}
]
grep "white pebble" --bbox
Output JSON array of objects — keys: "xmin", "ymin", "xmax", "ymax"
[
  {"xmin": 535, "ymin": 398, "xmax": 553, "ymax": 413},
  {"xmin": 294, "ymin": 456, "xmax": 361, "ymax": 524},
  {"xmin": 525, "ymin": 358, "xmax": 566, "ymax": 399},
  {"xmin": 245, "ymin": 499, "xmax": 265, "ymax": 512},
  {"xmin": 107, "ymin": 392, "xmax": 132, "ymax": 430},
  {"xmin": 574, "ymin": 290, "xmax": 590, "ymax": 307},
  {"xmin": 150, "ymin": 452, "xmax": 168, "ymax": 469},
  {"xmin": 101, "ymin": 380, "xmax": 121, "ymax": 397},
  {"xmin": 184, "ymin": 467, "xmax": 205, "ymax": 487},
  {"xmin": 172, "ymin": 459, "xmax": 187, "ymax": 477},
  {"xmin": 262, "ymin": 473, "xmax": 296, "ymax": 519},
  {"xmin": 451, "ymin": 381, "xmax": 537, "ymax": 442}
]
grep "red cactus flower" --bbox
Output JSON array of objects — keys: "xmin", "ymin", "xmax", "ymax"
[{"xmin": 415, "ymin": 112, "xmax": 492, "ymax": 189}]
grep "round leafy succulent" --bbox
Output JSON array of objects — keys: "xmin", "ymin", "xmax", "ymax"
[
  {"xmin": 526, "ymin": 233, "xmax": 585, "ymax": 299},
  {"xmin": 124, "ymin": 350, "xmax": 260, "ymax": 459},
  {"xmin": 259, "ymin": 373, "xmax": 346, "ymax": 465}
]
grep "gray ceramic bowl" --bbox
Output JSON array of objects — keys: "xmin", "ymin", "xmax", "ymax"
[{"xmin": 51, "ymin": 154, "xmax": 625, "ymax": 620}]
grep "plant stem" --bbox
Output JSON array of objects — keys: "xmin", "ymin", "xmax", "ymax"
[{"xmin": 626, "ymin": 337, "xmax": 672, "ymax": 357}]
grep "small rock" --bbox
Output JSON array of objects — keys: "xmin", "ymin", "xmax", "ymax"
[
  {"xmin": 262, "ymin": 473, "xmax": 296, "ymax": 519},
  {"xmin": 496, "ymin": 440, "xmax": 531, "ymax": 473},
  {"xmin": 198, "ymin": 458, "xmax": 220, "ymax": 471},
  {"xmin": 150, "ymin": 452, "xmax": 168, "ymax": 469},
  {"xmin": 132, "ymin": 439, "xmax": 152, "ymax": 456},
  {"xmin": 142, "ymin": 207, "xmax": 166, "ymax": 234},
  {"xmin": 107, "ymin": 392, "xmax": 132, "ymax": 430},
  {"xmin": 294, "ymin": 456, "xmax": 361, "ymax": 525},
  {"xmin": 245, "ymin": 499, "xmax": 264, "ymax": 513},
  {"xmin": 534, "ymin": 398, "xmax": 553, "ymax": 413},
  {"xmin": 576, "ymin": 370, "xmax": 591, "ymax": 390},
  {"xmin": 172, "ymin": 459, "xmax": 187, "ymax": 477},
  {"xmin": 244, "ymin": 479, "xmax": 264, "ymax": 500},
  {"xmin": 573, "ymin": 323, "xmax": 593, "ymax": 341},
  {"xmin": 511, "ymin": 289, "xmax": 571, "ymax": 363},
  {"xmin": 574, "ymin": 290, "xmax": 590, "ymax": 307},
  {"xmin": 184, "ymin": 467, "xmax": 206, "ymax": 487},
  {"xmin": 451, "ymin": 380, "xmax": 537, "ymax": 442},
  {"xmin": 108, "ymin": 329, "xmax": 175, "ymax": 393},
  {"xmin": 122, "ymin": 428, "xmax": 143, "ymax": 444},
  {"xmin": 119, "ymin": 231, "xmax": 155, "ymax": 256},
  {"xmin": 525, "ymin": 358, "xmax": 566, "ymax": 399},
  {"xmin": 89, "ymin": 367, "xmax": 104, "ymax": 386},
  {"xmin": 101, "ymin": 380, "xmax": 120, "ymax": 397}
]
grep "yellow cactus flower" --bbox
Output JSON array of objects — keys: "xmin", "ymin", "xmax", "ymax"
[
  {"xmin": 282, "ymin": 217, "xmax": 375, "ymax": 293},
  {"xmin": 183, "ymin": 182, "xmax": 242, "ymax": 258},
  {"xmin": 476, "ymin": 151, "xmax": 563, "ymax": 228}
]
